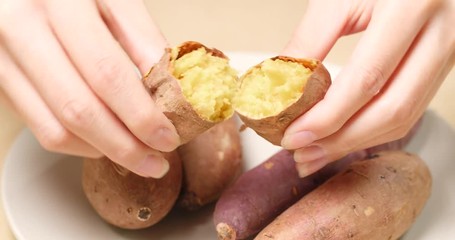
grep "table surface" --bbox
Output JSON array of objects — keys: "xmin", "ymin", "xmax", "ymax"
[{"xmin": 1, "ymin": 1, "xmax": 454, "ymax": 239}]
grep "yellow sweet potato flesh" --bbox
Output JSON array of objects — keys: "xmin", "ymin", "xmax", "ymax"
[
  {"xmin": 234, "ymin": 59, "xmax": 313, "ymax": 119},
  {"xmin": 172, "ymin": 47, "xmax": 238, "ymax": 122}
]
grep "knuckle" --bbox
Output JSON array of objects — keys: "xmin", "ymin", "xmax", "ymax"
[
  {"xmin": 394, "ymin": 120, "xmax": 415, "ymax": 140},
  {"xmin": 357, "ymin": 65, "xmax": 386, "ymax": 98},
  {"xmin": 383, "ymin": 99, "xmax": 414, "ymax": 126},
  {"xmin": 394, "ymin": 127, "xmax": 410, "ymax": 140},
  {"xmin": 60, "ymin": 100, "xmax": 97, "ymax": 129},
  {"xmin": 92, "ymin": 57, "xmax": 127, "ymax": 94},
  {"xmin": 395, "ymin": 102, "xmax": 414, "ymax": 124},
  {"xmin": 382, "ymin": 128, "xmax": 407, "ymax": 145},
  {"xmin": 109, "ymin": 143, "xmax": 141, "ymax": 165},
  {"xmin": 129, "ymin": 108, "xmax": 161, "ymax": 133},
  {"xmin": 35, "ymin": 125, "xmax": 72, "ymax": 152}
]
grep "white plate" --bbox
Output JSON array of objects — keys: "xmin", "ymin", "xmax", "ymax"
[{"xmin": 2, "ymin": 53, "xmax": 455, "ymax": 240}]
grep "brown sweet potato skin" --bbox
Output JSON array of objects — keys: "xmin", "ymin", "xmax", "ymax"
[
  {"xmin": 214, "ymin": 150, "xmax": 365, "ymax": 240},
  {"xmin": 178, "ymin": 117, "xmax": 243, "ymax": 210},
  {"xmin": 256, "ymin": 151, "xmax": 432, "ymax": 240},
  {"xmin": 142, "ymin": 41, "xmax": 229, "ymax": 144},
  {"xmin": 81, "ymin": 151, "xmax": 182, "ymax": 230},
  {"xmin": 214, "ymin": 120, "xmax": 421, "ymax": 240},
  {"xmin": 236, "ymin": 57, "xmax": 331, "ymax": 145}
]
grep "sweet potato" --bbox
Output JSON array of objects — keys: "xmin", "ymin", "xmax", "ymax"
[
  {"xmin": 214, "ymin": 150, "xmax": 365, "ymax": 240},
  {"xmin": 142, "ymin": 41, "xmax": 238, "ymax": 144},
  {"xmin": 178, "ymin": 117, "xmax": 243, "ymax": 210},
  {"xmin": 81, "ymin": 151, "xmax": 182, "ymax": 229},
  {"xmin": 256, "ymin": 151, "xmax": 432, "ymax": 240},
  {"xmin": 213, "ymin": 120, "xmax": 421, "ymax": 240},
  {"xmin": 233, "ymin": 57, "xmax": 331, "ymax": 145},
  {"xmin": 142, "ymin": 42, "xmax": 330, "ymax": 146}
]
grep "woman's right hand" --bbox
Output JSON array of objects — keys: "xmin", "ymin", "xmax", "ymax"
[{"xmin": 0, "ymin": 0, "xmax": 179, "ymax": 178}]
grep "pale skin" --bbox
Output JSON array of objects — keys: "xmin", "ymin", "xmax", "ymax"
[
  {"xmin": 281, "ymin": 0, "xmax": 455, "ymax": 177},
  {"xmin": 0, "ymin": 0, "xmax": 179, "ymax": 178},
  {"xmin": 0, "ymin": 0, "xmax": 454, "ymax": 178}
]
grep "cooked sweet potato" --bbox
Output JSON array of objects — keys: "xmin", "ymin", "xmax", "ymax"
[
  {"xmin": 256, "ymin": 151, "xmax": 432, "ymax": 240},
  {"xmin": 142, "ymin": 42, "xmax": 330, "ymax": 146},
  {"xmin": 142, "ymin": 41, "xmax": 238, "ymax": 144},
  {"xmin": 81, "ymin": 151, "xmax": 182, "ymax": 229},
  {"xmin": 214, "ymin": 150, "xmax": 365, "ymax": 240},
  {"xmin": 178, "ymin": 117, "xmax": 243, "ymax": 210},
  {"xmin": 213, "ymin": 120, "xmax": 421, "ymax": 240},
  {"xmin": 233, "ymin": 57, "xmax": 331, "ymax": 145}
]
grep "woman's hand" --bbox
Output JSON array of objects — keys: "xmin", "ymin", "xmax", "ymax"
[
  {"xmin": 0, "ymin": 0, "xmax": 179, "ymax": 178},
  {"xmin": 281, "ymin": 0, "xmax": 455, "ymax": 177}
]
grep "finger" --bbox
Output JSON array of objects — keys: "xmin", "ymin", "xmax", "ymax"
[
  {"xmin": 44, "ymin": 0, "xmax": 180, "ymax": 152},
  {"xmin": 282, "ymin": 0, "xmax": 440, "ymax": 150},
  {"xmin": 0, "ymin": 86, "xmax": 13, "ymax": 109},
  {"xmin": 282, "ymin": 0, "xmax": 375, "ymax": 59},
  {"xmin": 294, "ymin": 13, "xmax": 454, "ymax": 164},
  {"xmin": 0, "ymin": 47, "xmax": 102, "ymax": 158},
  {"xmin": 295, "ymin": 147, "xmax": 371, "ymax": 178},
  {"xmin": 281, "ymin": 0, "xmax": 346, "ymax": 59},
  {"xmin": 96, "ymin": 0, "xmax": 168, "ymax": 74},
  {"xmin": 1, "ymin": 9, "xmax": 167, "ymax": 178},
  {"xmin": 294, "ymin": 157, "xmax": 329, "ymax": 178}
]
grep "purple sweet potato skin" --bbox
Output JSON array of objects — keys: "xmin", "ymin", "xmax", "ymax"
[
  {"xmin": 213, "ymin": 118, "xmax": 422, "ymax": 240},
  {"xmin": 214, "ymin": 150, "xmax": 296, "ymax": 239},
  {"xmin": 213, "ymin": 150, "xmax": 364, "ymax": 240}
]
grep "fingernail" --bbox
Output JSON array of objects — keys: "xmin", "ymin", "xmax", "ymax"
[
  {"xmin": 135, "ymin": 155, "xmax": 170, "ymax": 178},
  {"xmin": 294, "ymin": 145, "xmax": 327, "ymax": 163},
  {"xmin": 282, "ymin": 131, "xmax": 317, "ymax": 149},
  {"xmin": 149, "ymin": 127, "xmax": 180, "ymax": 152},
  {"xmin": 296, "ymin": 163, "xmax": 311, "ymax": 178},
  {"xmin": 295, "ymin": 159, "xmax": 327, "ymax": 178}
]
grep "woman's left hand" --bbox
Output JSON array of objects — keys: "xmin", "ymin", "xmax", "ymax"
[{"xmin": 281, "ymin": 0, "xmax": 455, "ymax": 177}]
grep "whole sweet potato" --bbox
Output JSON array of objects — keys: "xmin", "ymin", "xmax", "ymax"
[
  {"xmin": 178, "ymin": 117, "xmax": 243, "ymax": 210},
  {"xmin": 82, "ymin": 151, "xmax": 182, "ymax": 229},
  {"xmin": 256, "ymin": 151, "xmax": 432, "ymax": 240},
  {"xmin": 214, "ymin": 150, "xmax": 365, "ymax": 240},
  {"xmin": 213, "ymin": 120, "xmax": 421, "ymax": 240}
]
